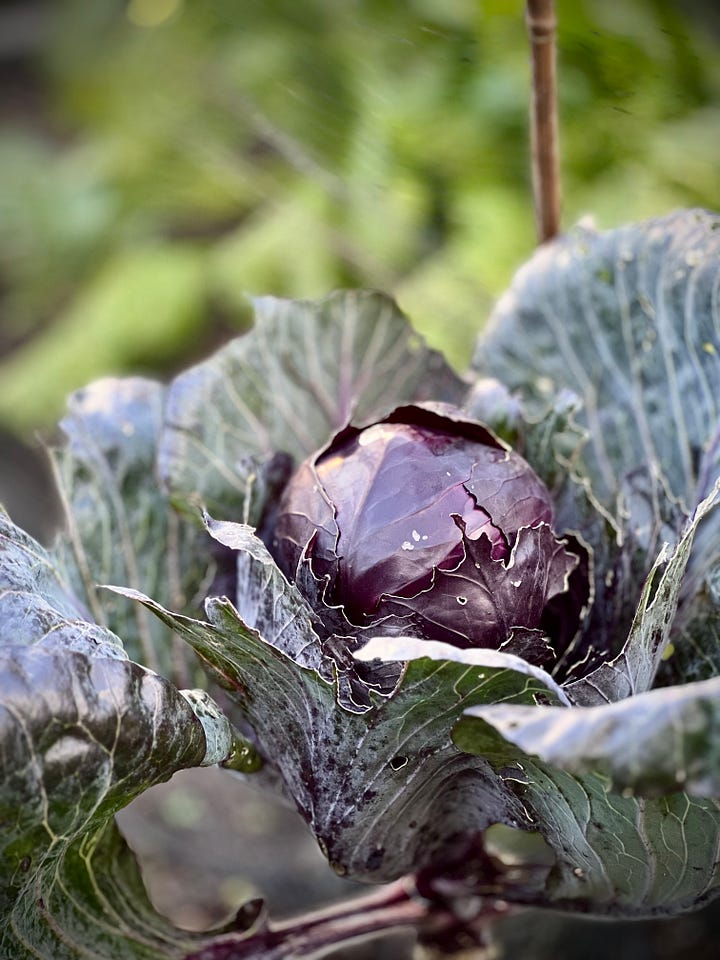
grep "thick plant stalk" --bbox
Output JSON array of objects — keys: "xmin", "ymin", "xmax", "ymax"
[
  {"xmin": 183, "ymin": 878, "xmax": 508, "ymax": 959},
  {"xmin": 183, "ymin": 881, "xmax": 425, "ymax": 959},
  {"xmin": 526, "ymin": 0, "xmax": 560, "ymax": 242}
]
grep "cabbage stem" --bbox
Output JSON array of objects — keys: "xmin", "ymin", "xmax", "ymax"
[{"xmin": 183, "ymin": 877, "xmax": 509, "ymax": 959}]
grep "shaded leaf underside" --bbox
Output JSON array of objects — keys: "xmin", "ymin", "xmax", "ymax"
[
  {"xmin": 453, "ymin": 708, "xmax": 720, "ymax": 916},
  {"xmin": 566, "ymin": 483, "xmax": 720, "ymax": 705},
  {"xmin": 459, "ymin": 675, "xmax": 720, "ymax": 798},
  {"xmin": 0, "ymin": 647, "xmax": 207, "ymax": 959}
]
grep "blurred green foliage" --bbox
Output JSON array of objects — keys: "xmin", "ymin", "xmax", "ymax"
[{"xmin": 0, "ymin": 0, "xmax": 718, "ymax": 432}]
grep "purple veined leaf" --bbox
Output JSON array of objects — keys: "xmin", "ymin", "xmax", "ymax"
[{"xmin": 475, "ymin": 209, "xmax": 720, "ymax": 517}]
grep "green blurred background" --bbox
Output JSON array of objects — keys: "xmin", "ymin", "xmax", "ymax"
[{"xmin": 1, "ymin": 0, "xmax": 719, "ymax": 436}]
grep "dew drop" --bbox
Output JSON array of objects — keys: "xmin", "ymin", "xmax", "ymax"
[
  {"xmin": 457, "ymin": 596, "xmax": 468, "ymax": 605},
  {"xmin": 401, "ymin": 541, "xmax": 414, "ymax": 551},
  {"xmin": 536, "ymin": 376, "xmax": 554, "ymax": 394}
]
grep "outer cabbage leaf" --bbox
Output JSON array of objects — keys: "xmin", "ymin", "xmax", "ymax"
[
  {"xmin": 474, "ymin": 209, "xmax": 720, "ymax": 687},
  {"xmin": 0, "ymin": 505, "xmax": 124, "ymax": 661},
  {"xmin": 158, "ymin": 290, "xmax": 466, "ymax": 525},
  {"xmin": 0, "ymin": 510, "xmax": 254, "ymax": 959},
  {"xmin": 108, "ymin": 572, "xmax": 720, "ymax": 917},
  {"xmin": 474, "ymin": 209, "xmax": 720, "ymax": 514},
  {"xmin": 457, "ymin": 675, "xmax": 720, "ymax": 798},
  {"xmin": 111, "ymin": 579, "xmax": 570, "ymax": 886},
  {"xmin": 453, "ymin": 710, "xmax": 720, "ymax": 917},
  {"xmin": 51, "ymin": 377, "xmax": 212, "ymax": 683}
]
